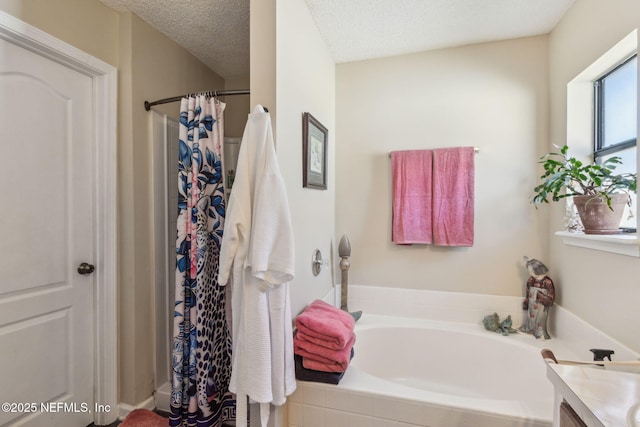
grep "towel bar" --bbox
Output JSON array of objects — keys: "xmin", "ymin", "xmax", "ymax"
[{"xmin": 388, "ymin": 147, "xmax": 479, "ymax": 158}]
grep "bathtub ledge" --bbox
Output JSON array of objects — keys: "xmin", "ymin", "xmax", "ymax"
[{"xmin": 546, "ymin": 362, "xmax": 640, "ymax": 427}]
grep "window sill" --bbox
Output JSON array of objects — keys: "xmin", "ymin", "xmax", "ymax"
[{"xmin": 555, "ymin": 231, "xmax": 640, "ymax": 257}]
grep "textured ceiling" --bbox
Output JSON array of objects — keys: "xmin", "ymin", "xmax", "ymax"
[
  {"xmin": 97, "ymin": 0, "xmax": 249, "ymax": 79},
  {"xmin": 305, "ymin": 0, "xmax": 576, "ymax": 63},
  {"xmin": 97, "ymin": 0, "xmax": 575, "ymax": 79}
]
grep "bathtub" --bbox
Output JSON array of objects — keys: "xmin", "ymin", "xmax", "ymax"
[
  {"xmin": 289, "ymin": 313, "xmax": 580, "ymax": 427},
  {"xmin": 287, "ymin": 286, "xmax": 611, "ymax": 427},
  {"xmin": 357, "ymin": 315, "xmax": 563, "ymax": 425}
]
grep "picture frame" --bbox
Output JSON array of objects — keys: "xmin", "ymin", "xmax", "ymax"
[{"xmin": 302, "ymin": 112, "xmax": 328, "ymax": 190}]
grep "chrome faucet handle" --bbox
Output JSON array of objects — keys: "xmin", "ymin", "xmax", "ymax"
[{"xmin": 312, "ymin": 249, "xmax": 323, "ymax": 276}]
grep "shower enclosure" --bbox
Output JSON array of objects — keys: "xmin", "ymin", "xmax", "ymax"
[
  {"xmin": 151, "ymin": 110, "xmax": 242, "ymax": 412},
  {"xmin": 151, "ymin": 111, "xmax": 179, "ymax": 411}
]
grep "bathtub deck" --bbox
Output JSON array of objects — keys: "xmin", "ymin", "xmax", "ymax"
[{"xmin": 288, "ymin": 313, "xmax": 575, "ymax": 427}]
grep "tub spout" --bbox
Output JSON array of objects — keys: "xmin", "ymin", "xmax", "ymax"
[
  {"xmin": 338, "ymin": 235, "xmax": 351, "ymax": 312},
  {"xmin": 339, "ymin": 234, "xmax": 362, "ymax": 322}
]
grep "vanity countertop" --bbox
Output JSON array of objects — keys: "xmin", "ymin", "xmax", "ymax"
[{"xmin": 546, "ymin": 362, "xmax": 640, "ymax": 426}]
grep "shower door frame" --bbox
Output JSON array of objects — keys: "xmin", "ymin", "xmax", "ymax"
[{"xmin": 151, "ymin": 111, "xmax": 179, "ymax": 411}]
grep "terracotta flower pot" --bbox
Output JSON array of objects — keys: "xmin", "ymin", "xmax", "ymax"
[{"xmin": 572, "ymin": 193, "xmax": 628, "ymax": 234}]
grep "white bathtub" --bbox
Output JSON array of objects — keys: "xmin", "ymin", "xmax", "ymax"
[
  {"xmin": 289, "ymin": 313, "xmax": 577, "ymax": 427},
  {"xmin": 287, "ymin": 286, "xmax": 636, "ymax": 427},
  {"xmin": 287, "ymin": 286, "xmax": 618, "ymax": 427},
  {"xmin": 349, "ymin": 314, "xmax": 562, "ymax": 426}
]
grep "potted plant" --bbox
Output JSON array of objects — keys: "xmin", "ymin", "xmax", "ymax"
[{"xmin": 532, "ymin": 144, "xmax": 637, "ymax": 234}]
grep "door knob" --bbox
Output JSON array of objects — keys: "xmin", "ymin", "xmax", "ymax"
[{"xmin": 77, "ymin": 262, "xmax": 95, "ymax": 275}]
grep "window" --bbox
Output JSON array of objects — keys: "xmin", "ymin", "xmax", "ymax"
[
  {"xmin": 593, "ymin": 54, "xmax": 637, "ymax": 230},
  {"xmin": 564, "ymin": 30, "xmax": 639, "ymax": 254}
]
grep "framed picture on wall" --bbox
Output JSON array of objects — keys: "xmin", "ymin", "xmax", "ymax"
[{"xmin": 302, "ymin": 112, "xmax": 328, "ymax": 190}]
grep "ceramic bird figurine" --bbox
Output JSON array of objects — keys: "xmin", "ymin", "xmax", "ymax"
[{"xmin": 519, "ymin": 256, "xmax": 555, "ymax": 339}]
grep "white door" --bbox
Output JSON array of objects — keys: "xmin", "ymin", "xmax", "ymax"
[{"xmin": 0, "ymin": 35, "xmax": 95, "ymax": 427}]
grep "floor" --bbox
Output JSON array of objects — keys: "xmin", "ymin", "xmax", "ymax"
[
  {"xmin": 87, "ymin": 420, "xmax": 120, "ymax": 427},
  {"xmin": 86, "ymin": 409, "xmax": 237, "ymax": 426},
  {"xmin": 87, "ymin": 409, "xmax": 170, "ymax": 427}
]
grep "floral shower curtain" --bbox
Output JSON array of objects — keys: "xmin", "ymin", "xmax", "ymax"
[{"xmin": 170, "ymin": 96, "xmax": 235, "ymax": 427}]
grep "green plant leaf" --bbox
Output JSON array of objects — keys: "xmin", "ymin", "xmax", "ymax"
[{"xmin": 531, "ymin": 144, "xmax": 637, "ymax": 206}]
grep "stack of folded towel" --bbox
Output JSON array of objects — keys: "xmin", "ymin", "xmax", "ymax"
[{"xmin": 293, "ymin": 299, "xmax": 356, "ymax": 385}]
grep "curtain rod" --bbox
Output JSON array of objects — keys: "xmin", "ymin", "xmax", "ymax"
[
  {"xmin": 144, "ymin": 89, "xmax": 250, "ymax": 111},
  {"xmin": 388, "ymin": 147, "xmax": 479, "ymax": 158}
]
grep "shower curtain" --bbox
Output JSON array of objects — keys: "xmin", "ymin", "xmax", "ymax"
[{"xmin": 170, "ymin": 96, "xmax": 235, "ymax": 427}]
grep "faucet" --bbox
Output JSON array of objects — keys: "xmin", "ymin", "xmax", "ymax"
[{"xmin": 339, "ymin": 234, "xmax": 362, "ymax": 322}]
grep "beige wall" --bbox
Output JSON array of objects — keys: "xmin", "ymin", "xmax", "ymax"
[
  {"xmin": 276, "ymin": 0, "xmax": 336, "ymax": 315},
  {"xmin": 0, "ymin": 0, "xmax": 119, "ymax": 66},
  {"xmin": 251, "ymin": 0, "xmax": 336, "ymax": 317},
  {"xmin": 224, "ymin": 76, "xmax": 251, "ymax": 137},
  {"xmin": 549, "ymin": 0, "xmax": 640, "ymax": 353},
  {"xmin": 250, "ymin": 0, "xmax": 276, "ymax": 128},
  {"xmin": 335, "ymin": 36, "xmax": 549, "ymax": 296},
  {"xmin": 0, "ymin": 0, "xmax": 238, "ymax": 405}
]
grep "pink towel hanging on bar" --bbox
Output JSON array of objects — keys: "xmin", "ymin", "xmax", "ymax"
[
  {"xmin": 432, "ymin": 147, "xmax": 475, "ymax": 246},
  {"xmin": 391, "ymin": 150, "xmax": 433, "ymax": 244}
]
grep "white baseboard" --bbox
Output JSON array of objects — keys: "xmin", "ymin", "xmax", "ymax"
[{"xmin": 118, "ymin": 395, "xmax": 156, "ymax": 420}]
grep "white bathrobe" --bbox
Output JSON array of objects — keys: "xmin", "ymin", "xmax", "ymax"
[{"xmin": 218, "ymin": 105, "xmax": 296, "ymax": 427}]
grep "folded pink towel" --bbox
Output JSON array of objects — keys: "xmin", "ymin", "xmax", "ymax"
[
  {"xmin": 294, "ymin": 331, "xmax": 355, "ymax": 373},
  {"xmin": 300, "ymin": 351, "xmax": 352, "ymax": 373},
  {"xmin": 294, "ymin": 329, "xmax": 356, "ymax": 360},
  {"xmin": 391, "ymin": 150, "xmax": 433, "ymax": 244},
  {"xmin": 293, "ymin": 329, "xmax": 332, "ymax": 350},
  {"xmin": 294, "ymin": 300, "xmax": 355, "ymax": 350},
  {"xmin": 432, "ymin": 147, "xmax": 474, "ymax": 246}
]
